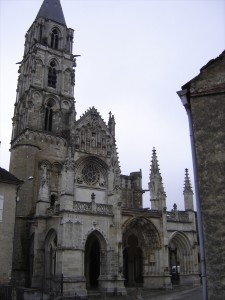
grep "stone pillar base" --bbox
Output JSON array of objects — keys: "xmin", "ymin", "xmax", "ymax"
[
  {"xmin": 98, "ymin": 275, "xmax": 127, "ymax": 296},
  {"xmin": 43, "ymin": 276, "xmax": 87, "ymax": 298},
  {"xmin": 143, "ymin": 274, "xmax": 172, "ymax": 289}
]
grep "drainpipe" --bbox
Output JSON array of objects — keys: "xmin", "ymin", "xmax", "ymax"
[{"xmin": 177, "ymin": 89, "xmax": 207, "ymax": 300}]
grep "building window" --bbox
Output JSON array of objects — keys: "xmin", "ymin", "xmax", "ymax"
[
  {"xmin": 51, "ymin": 29, "xmax": 59, "ymax": 49},
  {"xmin": 50, "ymin": 194, "xmax": 57, "ymax": 207},
  {"xmin": 45, "ymin": 103, "xmax": 53, "ymax": 131},
  {"xmin": 0, "ymin": 195, "xmax": 4, "ymax": 222},
  {"xmin": 48, "ymin": 61, "xmax": 57, "ymax": 88},
  {"xmin": 82, "ymin": 164, "xmax": 100, "ymax": 185}
]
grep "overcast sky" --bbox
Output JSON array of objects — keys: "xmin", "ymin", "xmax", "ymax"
[{"xmin": 0, "ymin": 0, "xmax": 224, "ymax": 209}]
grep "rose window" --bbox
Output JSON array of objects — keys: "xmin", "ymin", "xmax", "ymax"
[{"xmin": 82, "ymin": 164, "xmax": 100, "ymax": 185}]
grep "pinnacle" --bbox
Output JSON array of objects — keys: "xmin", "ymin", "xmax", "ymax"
[
  {"xmin": 183, "ymin": 168, "xmax": 193, "ymax": 193},
  {"xmin": 150, "ymin": 147, "xmax": 160, "ymax": 175}
]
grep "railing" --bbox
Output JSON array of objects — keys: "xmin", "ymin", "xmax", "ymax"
[
  {"xmin": 0, "ymin": 284, "xmax": 15, "ymax": 300},
  {"xmin": 73, "ymin": 201, "xmax": 113, "ymax": 215},
  {"xmin": 167, "ymin": 211, "xmax": 189, "ymax": 222}
]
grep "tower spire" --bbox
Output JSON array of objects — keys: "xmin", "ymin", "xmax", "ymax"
[
  {"xmin": 183, "ymin": 168, "xmax": 194, "ymax": 211},
  {"xmin": 183, "ymin": 168, "xmax": 193, "ymax": 193},
  {"xmin": 149, "ymin": 148, "xmax": 166, "ymax": 210},
  {"xmin": 36, "ymin": 0, "xmax": 66, "ymax": 25}
]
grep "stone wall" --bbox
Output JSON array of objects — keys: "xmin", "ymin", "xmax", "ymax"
[
  {"xmin": 181, "ymin": 51, "xmax": 225, "ymax": 299},
  {"xmin": 0, "ymin": 183, "xmax": 17, "ymax": 283}
]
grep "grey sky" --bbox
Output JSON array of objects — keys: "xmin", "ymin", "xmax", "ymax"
[{"xmin": 0, "ymin": 0, "xmax": 224, "ymax": 209}]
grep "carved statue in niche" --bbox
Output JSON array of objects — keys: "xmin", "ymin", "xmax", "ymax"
[
  {"xmin": 31, "ymin": 54, "xmax": 36, "ymax": 73},
  {"xmin": 75, "ymin": 133, "xmax": 80, "ymax": 147},
  {"xmin": 81, "ymin": 130, "xmax": 85, "ymax": 142},
  {"xmin": 114, "ymin": 167, "xmax": 121, "ymax": 190},
  {"xmin": 63, "ymin": 147, "xmax": 75, "ymax": 171},
  {"xmin": 71, "ymin": 69, "xmax": 75, "ymax": 86},
  {"xmin": 107, "ymin": 138, "xmax": 111, "ymax": 155},
  {"xmin": 41, "ymin": 164, "xmax": 48, "ymax": 187},
  {"xmin": 91, "ymin": 133, "xmax": 96, "ymax": 148},
  {"xmin": 86, "ymin": 130, "xmax": 91, "ymax": 150}
]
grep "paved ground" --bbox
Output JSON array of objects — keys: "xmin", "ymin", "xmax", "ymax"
[
  {"xmin": 126, "ymin": 285, "xmax": 203, "ymax": 300},
  {"xmin": 91, "ymin": 285, "xmax": 203, "ymax": 300},
  {"xmin": 87, "ymin": 285, "xmax": 203, "ymax": 300}
]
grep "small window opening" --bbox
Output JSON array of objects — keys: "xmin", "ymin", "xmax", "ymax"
[
  {"xmin": 48, "ymin": 61, "xmax": 57, "ymax": 88},
  {"xmin": 45, "ymin": 103, "xmax": 53, "ymax": 131},
  {"xmin": 51, "ymin": 29, "xmax": 59, "ymax": 49},
  {"xmin": 50, "ymin": 194, "xmax": 56, "ymax": 207}
]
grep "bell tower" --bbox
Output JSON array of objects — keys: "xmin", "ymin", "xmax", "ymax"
[
  {"xmin": 9, "ymin": 0, "xmax": 77, "ymax": 285},
  {"xmin": 11, "ymin": 0, "xmax": 75, "ymax": 142}
]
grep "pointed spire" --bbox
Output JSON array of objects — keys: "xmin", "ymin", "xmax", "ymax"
[
  {"xmin": 150, "ymin": 147, "xmax": 160, "ymax": 176},
  {"xmin": 149, "ymin": 148, "xmax": 166, "ymax": 210},
  {"xmin": 183, "ymin": 168, "xmax": 193, "ymax": 193},
  {"xmin": 36, "ymin": 0, "xmax": 66, "ymax": 26},
  {"xmin": 183, "ymin": 168, "xmax": 194, "ymax": 211}
]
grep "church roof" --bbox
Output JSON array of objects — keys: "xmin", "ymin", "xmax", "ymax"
[
  {"xmin": 0, "ymin": 167, "xmax": 23, "ymax": 185},
  {"xmin": 36, "ymin": 0, "xmax": 66, "ymax": 26}
]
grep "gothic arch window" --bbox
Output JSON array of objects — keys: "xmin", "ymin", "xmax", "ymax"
[
  {"xmin": 48, "ymin": 60, "xmax": 57, "ymax": 88},
  {"xmin": 45, "ymin": 103, "xmax": 53, "ymax": 131},
  {"xmin": 45, "ymin": 230, "xmax": 57, "ymax": 284},
  {"xmin": 51, "ymin": 28, "xmax": 59, "ymax": 49}
]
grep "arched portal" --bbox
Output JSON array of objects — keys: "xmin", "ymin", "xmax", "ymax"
[
  {"xmin": 85, "ymin": 233, "xmax": 101, "ymax": 289},
  {"xmin": 123, "ymin": 234, "xmax": 143, "ymax": 286},
  {"xmin": 122, "ymin": 217, "xmax": 161, "ymax": 287},
  {"xmin": 168, "ymin": 231, "xmax": 192, "ymax": 284}
]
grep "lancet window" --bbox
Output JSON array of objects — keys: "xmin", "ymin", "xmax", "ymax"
[
  {"xmin": 45, "ymin": 103, "xmax": 53, "ymax": 131},
  {"xmin": 48, "ymin": 61, "xmax": 57, "ymax": 88},
  {"xmin": 51, "ymin": 29, "xmax": 59, "ymax": 49}
]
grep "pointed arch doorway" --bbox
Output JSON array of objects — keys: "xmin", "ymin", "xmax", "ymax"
[
  {"xmin": 123, "ymin": 234, "xmax": 143, "ymax": 286},
  {"xmin": 85, "ymin": 233, "xmax": 101, "ymax": 289}
]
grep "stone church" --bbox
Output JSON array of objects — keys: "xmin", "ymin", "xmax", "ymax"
[{"xmin": 8, "ymin": 0, "xmax": 199, "ymax": 297}]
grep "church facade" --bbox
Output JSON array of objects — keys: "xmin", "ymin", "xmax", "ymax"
[{"xmin": 8, "ymin": 0, "xmax": 199, "ymax": 297}]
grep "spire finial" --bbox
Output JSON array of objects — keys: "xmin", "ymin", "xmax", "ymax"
[
  {"xmin": 183, "ymin": 168, "xmax": 193, "ymax": 193},
  {"xmin": 108, "ymin": 111, "xmax": 116, "ymax": 137},
  {"xmin": 150, "ymin": 147, "xmax": 160, "ymax": 175}
]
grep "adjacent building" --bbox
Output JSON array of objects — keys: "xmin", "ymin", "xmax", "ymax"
[
  {"xmin": 178, "ymin": 50, "xmax": 225, "ymax": 300},
  {"xmin": 0, "ymin": 167, "xmax": 22, "ymax": 284}
]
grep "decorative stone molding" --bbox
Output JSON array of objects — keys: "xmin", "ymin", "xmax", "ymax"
[{"xmin": 60, "ymin": 214, "xmax": 83, "ymax": 224}]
